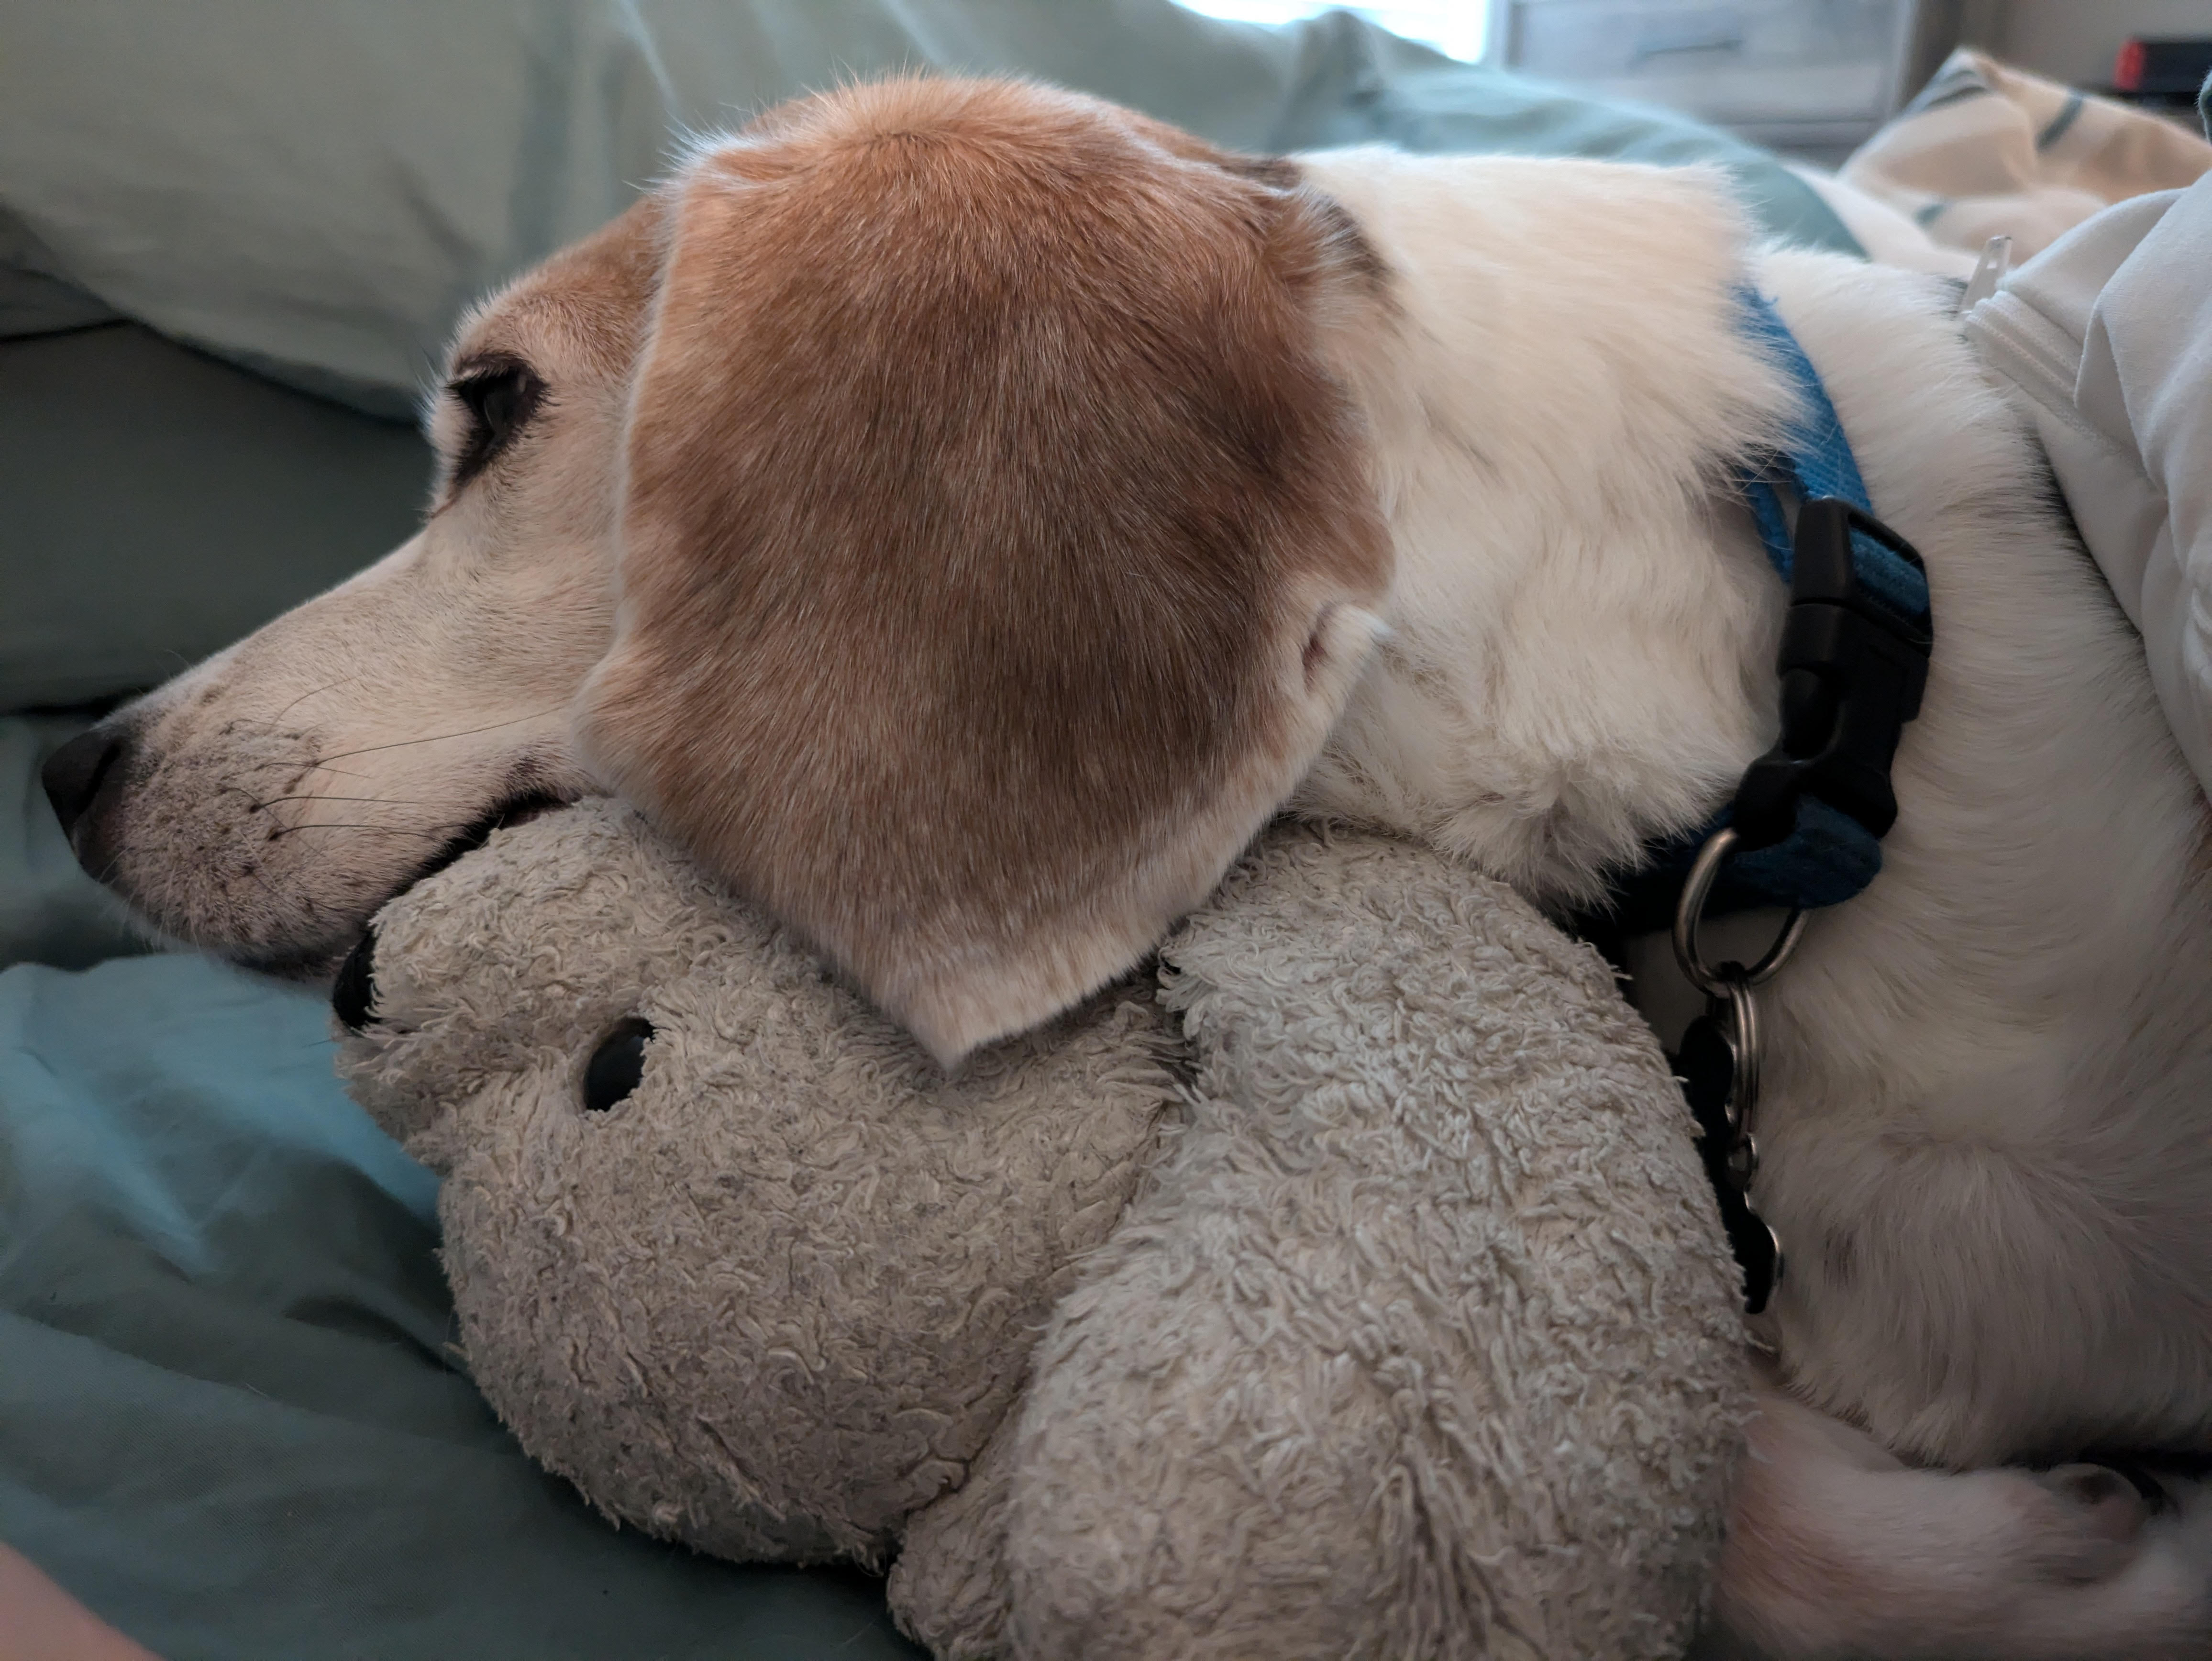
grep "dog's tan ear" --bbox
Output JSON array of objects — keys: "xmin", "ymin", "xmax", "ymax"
[{"xmin": 579, "ymin": 78, "xmax": 1390, "ymax": 1064}]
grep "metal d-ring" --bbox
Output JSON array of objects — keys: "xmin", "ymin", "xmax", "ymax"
[
  {"xmin": 1721, "ymin": 972, "xmax": 1760, "ymax": 1130},
  {"xmin": 1672, "ymin": 826, "xmax": 1809, "ymax": 998}
]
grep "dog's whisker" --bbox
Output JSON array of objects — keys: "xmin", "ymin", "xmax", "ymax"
[
  {"xmin": 254, "ymin": 793, "xmax": 460, "ymax": 810},
  {"xmin": 267, "ymin": 822, "xmax": 473, "ymax": 839},
  {"xmin": 312, "ymin": 709, "xmax": 563, "ymax": 767},
  {"xmin": 211, "ymin": 782, "xmax": 273, "ymax": 812},
  {"xmin": 267, "ymin": 674, "xmax": 364, "ymax": 726}
]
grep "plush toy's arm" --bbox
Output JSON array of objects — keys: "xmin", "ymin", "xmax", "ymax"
[
  {"xmin": 991, "ymin": 830, "xmax": 1748, "ymax": 1661},
  {"xmin": 887, "ymin": 1411, "xmax": 1021, "ymax": 1660},
  {"xmin": 993, "ymin": 1095, "xmax": 1449, "ymax": 1660}
]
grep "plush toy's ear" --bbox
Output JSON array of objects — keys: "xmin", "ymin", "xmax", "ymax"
[{"xmin": 577, "ymin": 77, "xmax": 1389, "ymax": 1065}]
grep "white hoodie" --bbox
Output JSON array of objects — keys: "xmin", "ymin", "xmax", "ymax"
[{"xmin": 1965, "ymin": 155, "xmax": 2212, "ymax": 801}]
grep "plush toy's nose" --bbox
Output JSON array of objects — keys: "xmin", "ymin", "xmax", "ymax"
[{"xmin": 332, "ymin": 924, "xmax": 378, "ymax": 1030}]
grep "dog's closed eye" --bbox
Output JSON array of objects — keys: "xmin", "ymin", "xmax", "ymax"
[{"xmin": 446, "ymin": 356, "xmax": 546, "ymax": 489}]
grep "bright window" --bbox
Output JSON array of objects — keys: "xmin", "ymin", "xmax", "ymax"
[{"xmin": 1174, "ymin": 2, "xmax": 1490, "ymax": 65}]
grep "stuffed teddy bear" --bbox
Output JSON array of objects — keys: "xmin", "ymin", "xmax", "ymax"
[{"xmin": 334, "ymin": 798, "xmax": 1748, "ymax": 1659}]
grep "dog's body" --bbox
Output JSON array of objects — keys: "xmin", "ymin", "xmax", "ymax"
[{"xmin": 44, "ymin": 81, "xmax": 2212, "ymax": 1654}]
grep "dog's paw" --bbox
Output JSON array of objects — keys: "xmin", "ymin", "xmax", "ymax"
[
  {"xmin": 1714, "ymin": 1389, "xmax": 2212, "ymax": 1660},
  {"xmin": 2024, "ymin": 1463, "xmax": 2155, "ymax": 1578}
]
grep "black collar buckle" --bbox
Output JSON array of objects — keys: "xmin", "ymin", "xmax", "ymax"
[{"xmin": 1727, "ymin": 497, "xmax": 1933, "ymax": 853}]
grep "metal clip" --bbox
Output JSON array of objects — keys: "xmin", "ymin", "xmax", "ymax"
[{"xmin": 1673, "ymin": 829, "xmax": 1792, "ymax": 1314}]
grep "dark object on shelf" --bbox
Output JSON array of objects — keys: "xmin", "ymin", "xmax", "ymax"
[{"xmin": 2109, "ymin": 37, "xmax": 2212, "ymax": 109}]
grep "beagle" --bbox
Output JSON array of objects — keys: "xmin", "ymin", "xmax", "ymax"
[{"xmin": 42, "ymin": 78, "xmax": 2212, "ymax": 1656}]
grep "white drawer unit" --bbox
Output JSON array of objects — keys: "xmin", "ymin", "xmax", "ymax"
[{"xmin": 1491, "ymin": 0, "xmax": 1931, "ymax": 149}]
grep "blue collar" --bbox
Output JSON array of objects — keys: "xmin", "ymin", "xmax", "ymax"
[
  {"xmin": 1734, "ymin": 293, "xmax": 1932, "ymax": 622},
  {"xmin": 1602, "ymin": 289, "xmax": 1934, "ymax": 932}
]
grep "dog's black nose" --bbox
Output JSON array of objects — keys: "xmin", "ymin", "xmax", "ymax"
[
  {"xmin": 332, "ymin": 925, "xmax": 379, "ymax": 1032},
  {"xmin": 41, "ymin": 723, "xmax": 132, "ymax": 842}
]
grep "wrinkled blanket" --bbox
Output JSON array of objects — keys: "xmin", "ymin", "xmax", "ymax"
[{"xmin": 1842, "ymin": 47, "xmax": 2211, "ymax": 262}]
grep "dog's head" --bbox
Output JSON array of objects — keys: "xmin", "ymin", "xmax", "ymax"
[{"xmin": 47, "ymin": 78, "xmax": 1390, "ymax": 1062}]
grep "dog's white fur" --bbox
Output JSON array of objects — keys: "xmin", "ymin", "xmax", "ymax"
[{"xmin": 73, "ymin": 112, "xmax": 2212, "ymax": 1654}]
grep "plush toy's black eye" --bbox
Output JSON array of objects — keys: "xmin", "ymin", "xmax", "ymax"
[
  {"xmin": 582, "ymin": 1017, "xmax": 654, "ymax": 1113},
  {"xmin": 447, "ymin": 357, "xmax": 544, "ymax": 488}
]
